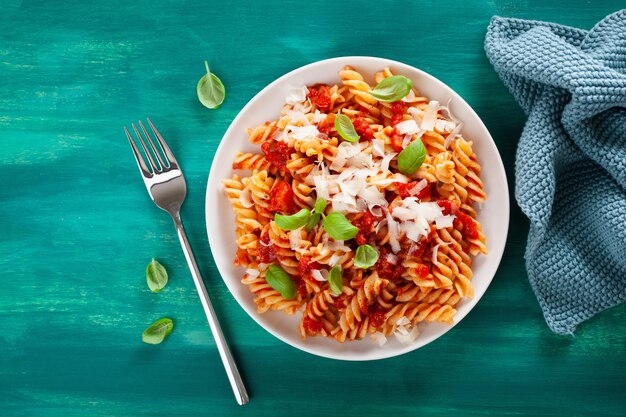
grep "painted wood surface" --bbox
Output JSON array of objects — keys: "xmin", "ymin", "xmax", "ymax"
[{"xmin": 1, "ymin": 1, "xmax": 624, "ymax": 416}]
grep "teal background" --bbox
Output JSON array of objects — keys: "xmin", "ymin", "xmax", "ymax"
[{"xmin": 1, "ymin": 1, "xmax": 625, "ymax": 416}]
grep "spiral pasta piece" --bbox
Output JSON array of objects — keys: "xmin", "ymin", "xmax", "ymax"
[{"xmin": 338, "ymin": 66, "xmax": 380, "ymax": 117}]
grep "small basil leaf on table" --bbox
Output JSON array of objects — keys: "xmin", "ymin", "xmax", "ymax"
[
  {"xmin": 314, "ymin": 198, "xmax": 327, "ymax": 214},
  {"xmin": 275, "ymin": 208, "xmax": 311, "ymax": 230},
  {"xmin": 354, "ymin": 244, "xmax": 379, "ymax": 269},
  {"xmin": 322, "ymin": 212, "xmax": 358, "ymax": 240},
  {"xmin": 146, "ymin": 258, "xmax": 168, "ymax": 292},
  {"xmin": 197, "ymin": 61, "xmax": 226, "ymax": 109},
  {"xmin": 369, "ymin": 75, "xmax": 412, "ymax": 102},
  {"xmin": 265, "ymin": 264, "xmax": 297, "ymax": 300},
  {"xmin": 328, "ymin": 265, "xmax": 343, "ymax": 296},
  {"xmin": 142, "ymin": 318, "xmax": 174, "ymax": 345},
  {"xmin": 305, "ymin": 212, "xmax": 321, "ymax": 232},
  {"xmin": 397, "ymin": 137, "xmax": 427, "ymax": 174},
  {"xmin": 334, "ymin": 114, "xmax": 360, "ymax": 142}
]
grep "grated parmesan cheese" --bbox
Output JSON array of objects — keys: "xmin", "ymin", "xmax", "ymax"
[
  {"xmin": 394, "ymin": 325, "xmax": 420, "ymax": 345},
  {"xmin": 420, "ymin": 100, "xmax": 439, "ymax": 131},
  {"xmin": 239, "ymin": 187, "xmax": 254, "ymax": 208},
  {"xmin": 244, "ymin": 268, "xmax": 260, "ymax": 279},
  {"xmin": 435, "ymin": 215, "xmax": 455, "ymax": 229},
  {"xmin": 371, "ymin": 332, "xmax": 388, "ymax": 347},
  {"xmin": 311, "ymin": 269, "xmax": 329, "ymax": 282},
  {"xmin": 372, "ymin": 139, "xmax": 385, "ymax": 157},
  {"xmin": 285, "ymin": 85, "xmax": 308, "ymax": 105},
  {"xmin": 408, "ymin": 179, "xmax": 428, "ymax": 197},
  {"xmin": 395, "ymin": 119, "xmax": 419, "ymax": 135}
]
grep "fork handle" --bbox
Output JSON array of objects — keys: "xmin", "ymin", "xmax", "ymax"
[{"xmin": 172, "ymin": 212, "xmax": 249, "ymax": 406}]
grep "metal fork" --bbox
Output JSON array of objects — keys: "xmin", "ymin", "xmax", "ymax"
[{"xmin": 124, "ymin": 118, "xmax": 249, "ymax": 406}]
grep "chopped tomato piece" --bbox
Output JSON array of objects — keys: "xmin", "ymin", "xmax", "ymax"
[
  {"xmin": 457, "ymin": 212, "xmax": 479, "ymax": 240},
  {"xmin": 436, "ymin": 199, "xmax": 459, "ymax": 216},
  {"xmin": 261, "ymin": 140, "xmax": 291, "ymax": 176},
  {"xmin": 390, "ymin": 101, "xmax": 406, "ymax": 126},
  {"xmin": 369, "ymin": 306, "xmax": 386, "ymax": 328},
  {"xmin": 307, "ymin": 84, "xmax": 331, "ymax": 111},
  {"xmin": 352, "ymin": 117, "xmax": 375, "ymax": 141},
  {"xmin": 258, "ymin": 232, "xmax": 276, "ymax": 264},
  {"xmin": 352, "ymin": 212, "xmax": 378, "ymax": 245},
  {"xmin": 390, "ymin": 129, "xmax": 404, "ymax": 152},
  {"xmin": 397, "ymin": 181, "xmax": 431, "ymax": 199},
  {"xmin": 268, "ymin": 180, "xmax": 298, "ymax": 214},
  {"xmin": 303, "ymin": 316, "xmax": 323, "ymax": 334},
  {"xmin": 374, "ymin": 247, "xmax": 403, "ymax": 281}
]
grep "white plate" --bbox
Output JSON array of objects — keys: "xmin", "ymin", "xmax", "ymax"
[{"xmin": 206, "ymin": 56, "xmax": 509, "ymax": 361}]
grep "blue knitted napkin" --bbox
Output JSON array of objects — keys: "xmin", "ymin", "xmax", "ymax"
[{"xmin": 484, "ymin": 11, "xmax": 626, "ymax": 334}]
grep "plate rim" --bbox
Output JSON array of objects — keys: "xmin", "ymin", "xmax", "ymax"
[{"xmin": 205, "ymin": 56, "xmax": 510, "ymax": 361}]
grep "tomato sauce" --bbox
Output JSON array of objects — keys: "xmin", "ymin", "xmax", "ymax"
[
  {"xmin": 294, "ymin": 277, "xmax": 307, "ymax": 297},
  {"xmin": 456, "ymin": 212, "xmax": 479, "ymax": 240},
  {"xmin": 415, "ymin": 263, "xmax": 430, "ymax": 278},
  {"xmin": 307, "ymin": 84, "xmax": 331, "ymax": 111},
  {"xmin": 368, "ymin": 306, "xmax": 386, "ymax": 328},
  {"xmin": 436, "ymin": 198, "xmax": 459, "ymax": 216},
  {"xmin": 268, "ymin": 180, "xmax": 298, "ymax": 214},
  {"xmin": 397, "ymin": 181, "xmax": 432, "ymax": 200},
  {"xmin": 390, "ymin": 128, "xmax": 404, "ymax": 152},
  {"xmin": 352, "ymin": 117, "xmax": 375, "ymax": 141},
  {"xmin": 332, "ymin": 294, "xmax": 347, "ymax": 310},
  {"xmin": 261, "ymin": 140, "xmax": 291, "ymax": 176},
  {"xmin": 303, "ymin": 316, "xmax": 323, "ymax": 334},
  {"xmin": 258, "ymin": 232, "xmax": 276, "ymax": 264},
  {"xmin": 317, "ymin": 113, "xmax": 335, "ymax": 135},
  {"xmin": 390, "ymin": 101, "xmax": 406, "ymax": 126},
  {"xmin": 374, "ymin": 247, "xmax": 403, "ymax": 281},
  {"xmin": 352, "ymin": 212, "xmax": 378, "ymax": 245}
]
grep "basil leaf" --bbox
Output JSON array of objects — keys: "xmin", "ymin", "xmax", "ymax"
[
  {"xmin": 142, "ymin": 318, "xmax": 174, "ymax": 345},
  {"xmin": 266, "ymin": 264, "xmax": 297, "ymax": 300},
  {"xmin": 334, "ymin": 114, "xmax": 360, "ymax": 142},
  {"xmin": 275, "ymin": 208, "xmax": 311, "ymax": 230},
  {"xmin": 314, "ymin": 198, "xmax": 327, "ymax": 214},
  {"xmin": 146, "ymin": 258, "xmax": 168, "ymax": 292},
  {"xmin": 328, "ymin": 265, "xmax": 343, "ymax": 296},
  {"xmin": 354, "ymin": 244, "xmax": 379, "ymax": 269},
  {"xmin": 197, "ymin": 61, "xmax": 225, "ymax": 109},
  {"xmin": 369, "ymin": 75, "xmax": 412, "ymax": 102},
  {"xmin": 305, "ymin": 212, "xmax": 321, "ymax": 232},
  {"xmin": 323, "ymin": 212, "xmax": 358, "ymax": 240},
  {"xmin": 397, "ymin": 137, "xmax": 427, "ymax": 174}
]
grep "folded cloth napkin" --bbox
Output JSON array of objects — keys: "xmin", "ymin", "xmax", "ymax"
[{"xmin": 484, "ymin": 11, "xmax": 626, "ymax": 334}]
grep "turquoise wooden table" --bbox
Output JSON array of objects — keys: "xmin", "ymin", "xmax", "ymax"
[{"xmin": 1, "ymin": 1, "xmax": 625, "ymax": 416}]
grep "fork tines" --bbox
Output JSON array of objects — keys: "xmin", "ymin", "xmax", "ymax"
[{"xmin": 124, "ymin": 118, "xmax": 177, "ymax": 176}]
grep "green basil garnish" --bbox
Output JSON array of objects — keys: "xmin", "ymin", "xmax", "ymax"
[
  {"xmin": 305, "ymin": 212, "xmax": 321, "ymax": 232},
  {"xmin": 328, "ymin": 265, "xmax": 343, "ymax": 296},
  {"xmin": 322, "ymin": 212, "xmax": 358, "ymax": 240},
  {"xmin": 146, "ymin": 258, "xmax": 168, "ymax": 292},
  {"xmin": 197, "ymin": 61, "xmax": 225, "ymax": 109},
  {"xmin": 354, "ymin": 244, "xmax": 379, "ymax": 269},
  {"xmin": 142, "ymin": 318, "xmax": 174, "ymax": 345},
  {"xmin": 314, "ymin": 198, "xmax": 327, "ymax": 214},
  {"xmin": 334, "ymin": 114, "xmax": 360, "ymax": 143},
  {"xmin": 369, "ymin": 75, "xmax": 412, "ymax": 102},
  {"xmin": 275, "ymin": 208, "xmax": 311, "ymax": 230},
  {"xmin": 266, "ymin": 264, "xmax": 297, "ymax": 300},
  {"xmin": 397, "ymin": 137, "xmax": 426, "ymax": 174}
]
